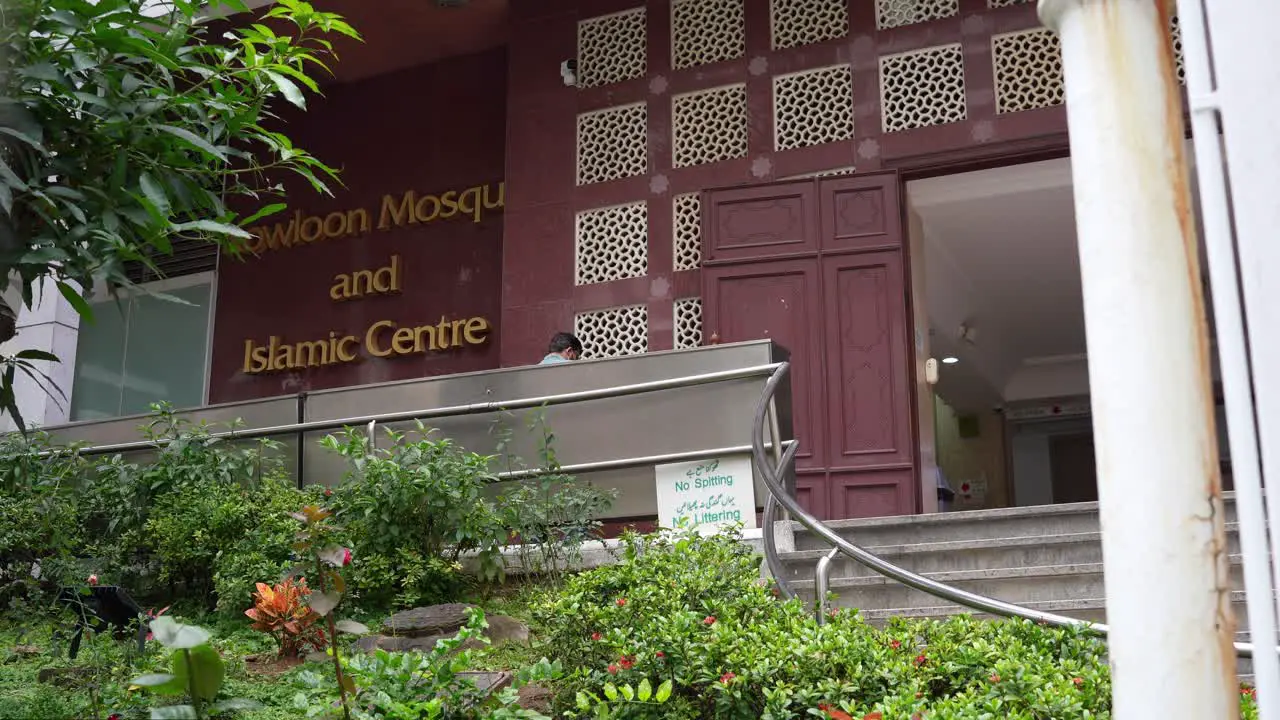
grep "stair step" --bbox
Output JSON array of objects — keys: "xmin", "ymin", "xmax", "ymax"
[
  {"xmin": 790, "ymin": 561, "xmax": 1248, "ymax": 611},
  {"xmin": 788, "ymin": 497, "xmax": 1242, "ymax": 551},
  {"xmin": 777, "ymin": 528, "xmax": 1244, "ymax": 581}
]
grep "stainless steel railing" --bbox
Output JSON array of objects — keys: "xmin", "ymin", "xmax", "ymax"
[{"xmin": 750, "ymin": 361, "xmax": 1265, "ymax": 659}]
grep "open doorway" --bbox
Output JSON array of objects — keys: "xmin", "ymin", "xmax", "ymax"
[{"xmin": 906, "ymin": 157, "xmax": 1228, "ymax": 511}]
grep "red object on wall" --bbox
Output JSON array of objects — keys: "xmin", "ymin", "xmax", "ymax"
[
  {"xmin": 208, "ymin": 49, "xmax": 508, "ymax": 404},
  {"xmin": 702, "ymin": 172, "xmax": 917, "ymax": 520}
]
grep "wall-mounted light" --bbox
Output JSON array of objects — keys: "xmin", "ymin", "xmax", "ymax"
[{"xmin": 942, "ymin": 356, "xmax": 959, "ymax": 364}]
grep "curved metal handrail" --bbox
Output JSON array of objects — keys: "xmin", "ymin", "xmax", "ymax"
[{"xmin": 751, "ymin": 361, "xmax": 1263, "ymax": 659}]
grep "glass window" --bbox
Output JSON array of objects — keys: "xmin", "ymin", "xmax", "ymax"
[{"xmin": 70, "ymin": 280, "xmax": 212, "ymax": 420}]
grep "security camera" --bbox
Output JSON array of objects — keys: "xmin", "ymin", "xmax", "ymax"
[{"xmin": 561, "ymin": 59, "xmax": 578, "ymax": 87}]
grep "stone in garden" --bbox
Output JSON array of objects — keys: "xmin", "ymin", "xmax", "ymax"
[
  {"xmin": 37, "ymin": 667, "xmax": 93, "ymax": 687},
  {"xmin": 5, "ymin": 645, "xmax": 40, "ymax": 662},
  {"xmin": 517, "ymin": 684, "xmax": 553, "ymax": 712},
  {"xmin": 382, "ymin": 603, "xmax": 476, "ymax": 637},
  {"xmin": 355, "ymin": 607, "xmax": 530, "ymax": 655},
  {"xmin": 485, "ymin": 614, "xmax": 530, "ymax": 645}
]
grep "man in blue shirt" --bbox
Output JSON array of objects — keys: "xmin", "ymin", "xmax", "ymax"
[{"xmin": 540, "ymin": 332, "xmax": 583, "ymax": 364}]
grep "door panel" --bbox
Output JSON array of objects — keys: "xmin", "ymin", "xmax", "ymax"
[
  {"xmin": 820, "ymin": 173, "xmax": 905, "ymax": 255},
  {"xmin": 703, "ymin": 259, "xmax": 825, "ymax": 474},
  {"xmin": 829, "ymin": 468, "xmax": 915, "ymax": 518},
  {"xmin": 702, "ymin": 181, "xmax": 818, "ymax": 264},
  {"xmin": 822, "ymin": 251, "xmax": 913, "ymax": 471}
]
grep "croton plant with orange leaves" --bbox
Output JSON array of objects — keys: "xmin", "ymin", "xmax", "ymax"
[{"xmin": 244, "ymin": 577, "xmax": 328, "ymax": 658}]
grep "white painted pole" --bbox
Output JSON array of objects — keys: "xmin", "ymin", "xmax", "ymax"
[
  {"xmin": 1038, "ymin": 1, "xmax": 1238, "ymax": 718},
  {"xmin": 1203, "ymin": 0, "xmax": 1280, "ymax": 635},
  {"xmin": 1175, "ymin": 0, "xmax": 1280, "ymax": 714}
]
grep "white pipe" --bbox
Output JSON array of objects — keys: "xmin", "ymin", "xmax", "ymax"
[
  {"xmin": 1176, "ymin": 0, "xmax": 1280, "ymax": 714},
  {"xmin": 1039, "ymin": 1, "xmax": 1238, "ymax": 718},
  {"xmin": 1203, "ymin": 0, "xmax": 1280, "ymax": 640}
]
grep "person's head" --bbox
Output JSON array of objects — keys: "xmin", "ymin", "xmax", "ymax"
[{"xmin": 547, "ymin": 332, "xmax": 583, "ymax": 361}]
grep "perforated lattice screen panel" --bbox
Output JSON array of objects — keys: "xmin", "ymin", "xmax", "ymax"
[
  {"xmin": 577, "ymin": 103, "xmax": 649, "ymax": 186},
  {"xmin": 876, "ymin": 0, "xmax": 959, "ymax": 30},
  {"xmin": 987, "ymin": 0, "xmax": 1031, "ymax": 7},
  {"xmin": 575, "ymin": 305, "xmax": 649, "ymax": 359},
  {"xmin": 774, "ymin": 65, "xmax": 854, "ymax": 151},
  {"xmin": 992, "ymin": 28, "xmax": 1064, "ymax": 114},
  {"xmin": 673, "ymin": 193, "xmax": 702, "ymax": 272},
  {"xmin": 674, "ymin": 297, "xmax": 704, "ymax": 349},
  {"xmin": 672, "ymin": 84, "xmax": 749, "ymax": 168},
  {"xmin": 770, "ymin": 0, "xmax": 848, "ymax": 50},
  {"xmin": 671, "ymin": 0, "xmax": 745, "ymax": 70},
  {"xmin": 879, "ymin": 44, "xmax": 967, "ymax": 133},
  {"xmin": 575, "ymin": 202, "xmax": 649, "ymax": 286},
  {"xmin": 577, "ymin": 8, "xmax": 647, "ymax": 88}
]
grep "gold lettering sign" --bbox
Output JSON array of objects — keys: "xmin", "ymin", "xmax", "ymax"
[
  {"xmin": 241, "ymin": 316, "xmax": 492, "ymax": 375},
  {"xmin": 245, "ymin": 180, "xmax": 504, "ymax": 254}
]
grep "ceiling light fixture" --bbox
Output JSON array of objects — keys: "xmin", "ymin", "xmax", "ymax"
[{"xmin": 942, "ymin": 357, "xmax": 959, "ymax": 364}]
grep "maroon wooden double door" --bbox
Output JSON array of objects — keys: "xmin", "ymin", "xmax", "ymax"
[{"xmin": 701, "ymin": 172, "xmax": 918, "ymax": 520}]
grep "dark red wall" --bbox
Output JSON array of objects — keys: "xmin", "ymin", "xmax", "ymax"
[
  {"xmin": 209, "ymin": 49, "xmax": 508, "ymax": 404},
  {"xmin": 498, "ymin": 0, "xmax": 1063, "ymax": 368}
]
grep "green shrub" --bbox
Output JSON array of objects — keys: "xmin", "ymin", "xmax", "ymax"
[
  {"xmin": 0, "ymin": 431, "xmax": 90, "ymax": 595},
  {"xmin": 323, "ymin": 423, "xmax": 511, "ymax": 604},
  {"xmin": 534, "ymin": 528, "xmax": 1261, "ymax": 720}
]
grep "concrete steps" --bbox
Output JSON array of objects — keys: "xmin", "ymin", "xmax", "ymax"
[
  {"xmin": 772, "ymin": 498, "xmax": 1265, "ymax": 677},
  {"xmin": 768, "ymin": 497, "xmax": 1259, "ymax": 630}
]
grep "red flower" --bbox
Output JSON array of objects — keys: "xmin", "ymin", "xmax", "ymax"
[
  {"xmin": 771, "ymin": 587, "xmax": 781, "ymax": 597},
  {"xmin": 861, "ymin": 713, "xmax": 883, "ymax": 720},
  {"xmin": 655, "ymin": 651, "xmax": 665, "ymax": 658},
  {"xmin": 341, "ymin": 548, "xmax": 352, "ymax": 566},
  {"xmin": 616, "ymin": 598, "xmax": 627, "ymax": 607},
  {"xmin": 914, "ymin": 654, "xmax": 927, "ymax": 667},
  {"xmin": 607, "ymin": 664, "xmax": 619, "ymax": 675},
  {"xmin": 889, "ymin": 640, "xmax": 902, "ymax": 650},
  {"xmin": 828, "ymin": 608, "xmax": 840, "ymax": 618},
  {"xmin": 323, "ymin": 488, "xmax": 333, "ymax": 497},
  {"xmin": 989, "ymin": 673, "xmax": 1001, "ymax": 683},
  {"xmin": 704, "ymin": 615, "xmax": 717, "ymax": 626},
  {"xmin": 719, "ymin": 672, "xmax": 736, "ymax": 683},
  {"xmin": 87, "ymin": 574, "xmax": 99, "ymax": 586},
  {"xmin": 108, "ymin": 715, "xmax": 121, "ymax": 720},
  {"xmin": 817, "ymin": 705, "xmax": 855, "ymax": 720},
  {"xmin": 1243, "ymin": 687, "xmax": 1257, "ymax": 698},
  {"xmin": 1073, "ymin": 677, "xmax": 1084, "ymax": 687},
  {"xmin": 618, "ymin": 656, "xmax": 634, "ymax": 670},
  {"xmin": 591, "ymin": 632, "xmax": 602, "ymax": 641}
]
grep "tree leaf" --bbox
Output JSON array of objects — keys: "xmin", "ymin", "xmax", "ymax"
[
  {"xmin": 129, "ymin": 673, "xmax": 178, "ymax": 689},
  {"xmin": 307, "ymin": 590, "xmax": 341, "ymax": 617},
  {"xmin": 14, "ymin": 349, "xmax": 58, "ymax": 362},
  {"xmin": 239, "ymin": 202, "xmax": 287, "ymax": 226},
  {"xmin": 139, "ymin": 172, "xmax": 171, "ymax": 217},
  {"xmin": 150, "ymin": 706, "xmax": 198, "ymax": 720},
  {"xmin": 656, "ymin": 679, "xmax": 673, "ymax": 703},
  {"xmin": 637, "ymin": 678, "xmax": 652, "ymax": 702},
  {"xmin": 172, "ymin": 644, "xmax": 225, "ymax": 701},
  {"xmin": 335, "ymin": 619, "xmax": 368, "ymax": 635},
  {"xmin": 156, "ymin": 125, "xmax": 228, "ymax": 161},
  {"xmin": 0, "ymin": 126, "xmax": 46, "ymax": 154},
  {"xmin": 149, "ymin": 617, "xmax": 211, "ymax": 649},
  {"xmin": 603, "ymin": 683, "xmax": 618, "ymax": 702},
  {"xmin": 172, "ymin": 219, "xmax": 253, "ymax": 239},
  {"xmin": 263, "ymin": 69, "xmax": 306, "ymax": 109},
  {"xmin": 55, "ymin": 281, "xmax": 93, "ymax": 323}
]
